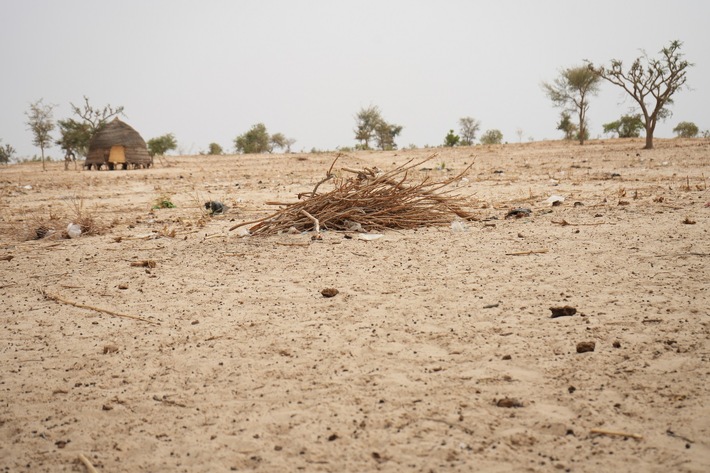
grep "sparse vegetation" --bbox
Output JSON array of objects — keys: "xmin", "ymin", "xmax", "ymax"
[
  {"xmin": 590, "ymin": 40, "xmax": 693, "ymax": 149},
  {"xmin": 443, "ymin": 130, "xmax": 460, "ymax": 147}
]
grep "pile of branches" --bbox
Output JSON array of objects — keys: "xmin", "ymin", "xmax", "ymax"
[{"xmin": 230, "ymin": 154, "xmax": 476, "ymax": 236}]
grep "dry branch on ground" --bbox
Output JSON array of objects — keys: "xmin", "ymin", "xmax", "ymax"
[{"xmin": 230, "ymin": 154, "xmax": 477, "ymax": 236}]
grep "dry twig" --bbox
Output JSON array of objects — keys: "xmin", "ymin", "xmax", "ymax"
[
  {"xmin": 42, "ymin": 290, "xmax": 159, "ymax": 325},
  {"xmin": 78, "ymin": 454, "xmax": 99, "ymax": 473},
  {"xmin": 590, "ymin": 428, "xmax": 643, "ymax": 440},
  {"xmin": 506, "ymin": 249, "xmax": 549, "ymax": 256}
]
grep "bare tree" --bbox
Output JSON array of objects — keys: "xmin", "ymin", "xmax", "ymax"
[
  {"xmin": 588, "ymin": 40, "xmax": 692, "ymax": 149},
  {"xmin": 26, "ymin": 99, "xmax": 56, "ymax": 171},
  {"xmin": 70, "ymin": 96, "xmax": 124, "ymax": 134},
  {"xmin": 458, "ymin": 117, "xmax": 480, "ymax": 146},
  {"xmin": 543, "ymin": 66, "xmax": 600, "ymax": 145}
]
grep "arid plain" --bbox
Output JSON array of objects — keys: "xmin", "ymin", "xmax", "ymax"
[{"xmin": 1, "ymin": 138, "xmax": 708, "ymax": 472}]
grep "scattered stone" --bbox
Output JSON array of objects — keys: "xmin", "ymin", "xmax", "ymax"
[
  {"xmin": 550, "ymin": 306, "xmax": 577, "ymax": 318},
  {"xmin": 327, "ymin": 433, "xmax": 339, "ymax": 441},
  {"xmin": 118, "ymin": 283, "xmax": 129, "ymax": 290},
  {"xmin": 683, "ymin": 217, "xmax": 696, "ymax": 225},
  {"xmin": 568, "ymin": 386, "xmax": 576, "ymax": 394},
  {"xmin": 505, "ymin": 208, "xmax": 532, "ymax": 219},
  {"xmin": 205, "ymin": 201, "xmax": 226, "ymax": 215},
  {"xmin": 102, "ymin": 344, "xmax": 119, "ymax": 354},
  {"xmin": 613, "ymin": 340, "xmax": 622, "ymax": 348},
  {"xmin": 496, "ymin": 397, "xmax": 523, "ymax": 408},
  {"xmin": 321, "ymin": 287, "xmax": 339, "ymax": 298},
  {"xmin": 576, "ymin": 341, "xmax": 596, "ymax": 353},
  {"xmin": 502, "ymin": 354, "xmax": 512, "ymax": 360},
  {"xmin": 573, "ymin": 201, "xmax": 584, "ymax": 207},
  {"xmin": 102, "ymin": 404, "xmax": 113, "ymax": 411}
]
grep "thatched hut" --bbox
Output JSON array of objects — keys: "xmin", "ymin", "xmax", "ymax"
[{"xmin": 84, "ymin": 118, "xmax": 152, "ymax": 170}]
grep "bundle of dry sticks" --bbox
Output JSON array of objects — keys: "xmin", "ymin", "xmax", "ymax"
[{"xmin": 229, "ymin": 154, "xmax": 477, "ymax": 236}]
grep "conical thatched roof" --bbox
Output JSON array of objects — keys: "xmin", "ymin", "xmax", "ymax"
[
  {"xmin": 85, "ymin": 118, "xmax": 152, "ymax": 170},
  {"xmin": 89, "ymin": 118, "xmax": 147, "ymax": 148}
]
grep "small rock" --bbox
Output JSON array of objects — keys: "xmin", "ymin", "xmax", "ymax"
[
  {"xmin": 505, "ymin": 208, "xmax": 532, "ymax": 219},
  {"xmin": 576, "ymin": 341, "xmax": 596, "ymax": 353},
  {"xmin": 321, "ymin": 288, "xmax": 339, "ymax": 298},
  {"xmin": 118, "ymin": 283, "xmax": 129, "ymax": 290},
  {"xmin": 204, "ymin": 201, "xmax": 226, "ymax": 215},
  {"xmin": 496, "ymin": 397, "xmax": 523, "ymax": 408},
  {"xmin": 102, "ymin": 344, "xmax": 119, "ymax": 354},
  {"xmin": 102, "ymin": 404, "xmax": 113, "ymax": 411},
  {"xmin": 613, "ymin": 340, "xmax": 622, "ymax": 348},
  {"xmin": 550, "ymin": 306, "xmax": 576, "ymax": 318},
  {"xmin": 502, "ymin": 354, "xmax": 512, "ymax": 360}
]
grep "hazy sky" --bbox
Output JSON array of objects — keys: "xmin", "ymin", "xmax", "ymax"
[{"xmin": 1, "ymin": 0, "xmax": 708, "ymax": 158}]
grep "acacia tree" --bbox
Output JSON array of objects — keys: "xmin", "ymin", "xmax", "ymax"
[
  {"xmin": 57, "ymin": 97, "xmax": 125, "ymax": 159},
  {"xmin": 234, "ymin": 123, "xmax": 269, "ymax": 153},
  {"xmin": 543, "ymin": 66, "xmax": 600, "ymax": 145},
  {"xmin": 147, "ymin": 133, "xmax": 178, "ymax": 157},
  {"xmin": 557, "ymin": 111, "xmax": 577, "ymax": 140},
  {"xmin": 354, "ymin": 106, "xmax": 402, "ymax": 150},
  {"xmin": 673, "ymin": 121, "xmax": 699, "ymax": 138},
  {"xmin": 374, "ymin": 121, "xmax": 402, "ymax": 150},
  {"xmin": 207, "ymin": 143, "xmax": 223, "ymax": 155},
  {"xmin": 26, "ymin": 99, "xmax": 56, "ymax": 171},
  {"xmin": 354, "ymin": 106, "xmax": 381, "ymax": 149},
  {"xmin": 56, "ymin": 119, "xmax": 92, "ymax": 158},
  {"xmin": 603, "ymin": 114, "xmax": 644, "ymax": 138},
  {"xmin": 589, "ymin": 40, "xmax": 692, "ymax": 149},
  {"xmin": 480, "ymin": 129, "xmax": 503, "ymax": 145},
  {"xmin": 0, "ymin": 140, "xmax": 15, "ymax": 164},
  {"xmin": 459, "ymin": 117, "xmax": 480, "ymax": 146},
  {"xmin": 70, "ymin": 96, "xmax": 124, "ymax": 134}
]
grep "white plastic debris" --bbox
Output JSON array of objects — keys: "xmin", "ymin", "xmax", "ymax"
[
  {"xmin": 358, "ymin": 233, "xmax": 383, "ymax": 241},
  {"xmin": 67, "ymin": 223, "xmax": 82, "ymax": 239},
  {"xmin": 544, "ymin": 195, "xmax": 565, "ymax": 206},
  {"xmin": 234, "ymin": 227, "xmax": 250, "ymax": 237},
  {"xmin": 451, "ymin": 221, "xmax": 467, "ymax": 232}
]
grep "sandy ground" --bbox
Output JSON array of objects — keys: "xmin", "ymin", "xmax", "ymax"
[{"xmin": 0, "ymin": 138, "xmax": 708, "ymax": 472}]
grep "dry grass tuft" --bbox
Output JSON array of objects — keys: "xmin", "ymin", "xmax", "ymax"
[
  {"xmin": 11, "ymin": 197, "xmax": 107, "ymax": 241},
  {"xmin": 231, "ymin": 154, "xmax": 478, "ymax": 236}
]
